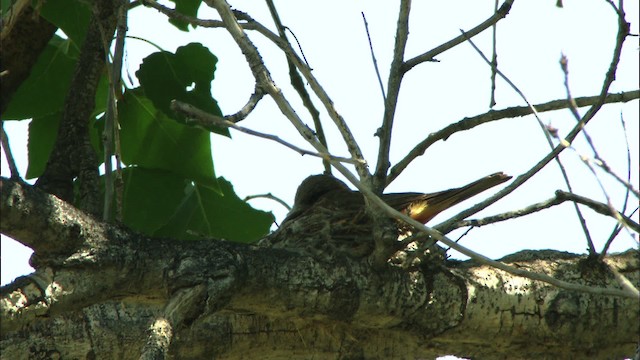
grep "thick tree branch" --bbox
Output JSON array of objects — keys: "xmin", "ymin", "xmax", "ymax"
[
  {"xmin": 34, "ymin": 1, "xmax": 120, "ymax": 215},
  {"xmin": 0, "ymin": 177, "xmax": 637, "ymax": 358}
]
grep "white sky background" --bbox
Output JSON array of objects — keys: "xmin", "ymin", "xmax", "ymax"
[{"xmin": 2, "ymin": 0, "xmax": 639, "ymax": 286}]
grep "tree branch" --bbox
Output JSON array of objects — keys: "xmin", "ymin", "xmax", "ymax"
[
  {"xmin": 403, "ymin": 0, "xmax": 514, "ymax": 72},
  {"xmin": 450, "ymin": 190, "xmax": 640, "ymax": 233},
  {"xmin": 34, "ymin": 1, "xmax": 120, "ymax": 215},
  {"xmin": 373, "ymin": 0, "xmax": 411, "ymax": 192},
  {"xmin": 171, "ymin": 100, "xmax": 364, "ymax": 166},
  {"xmin": 387, "ymin": 90, "xmax": 639, "ymax": 185},
  {"xmin": 1, "ymin": 176, "xmax": 637, "ymax": 358}
]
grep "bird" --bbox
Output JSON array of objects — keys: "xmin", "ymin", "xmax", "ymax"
[
  {"xmin": 286, "ymin": 172, "xmax": 511, "ymax": 224},
  {"xmin": 264, "ymin": 172, "xmax": 512, "ymax": 259}
]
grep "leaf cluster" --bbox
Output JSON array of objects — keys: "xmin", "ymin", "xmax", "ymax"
[{"xmin": 2, "ymin": 0, "xmax": 273, "ymax": 243}]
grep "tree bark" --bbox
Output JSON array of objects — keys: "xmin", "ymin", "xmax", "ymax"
[{"xmin": 1, "ymin": 177, "xmax": 638, "ymax": 359}]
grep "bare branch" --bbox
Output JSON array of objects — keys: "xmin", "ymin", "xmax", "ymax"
[
  {"xmin": 264, "ymin": 0, "xmax": 330, "ymax": 173},
  {"xmin": 373, "ymin": 0, "xmax": 410, "ymax": 192},
  {"xmin": 361, "ymin": 12, "xmax": 386, "ymax": 102},
  {"xmin": 451, "ymin": 191, "xmax": 640, "ymax": 233},
  {"xmin": 0, "ymin": 122, "xmax": 20, "ymax": 180},
  {"xmin": 462, "ymin": 31, "xmax": 596, "ymax": 253},
  {"xmin": 403, "ymin": 0, "xmax": 514, "ymax": 72},
  {"xmin": 227, "ymin": 9, "xmax": 370, "ymax": 179},
  {"xmin": 34, "ymin": 1, "xmax": 119, "ymax": 216},
  {"xmin": 224, "ymin": 84, "xmax": 265, "ymax": 123},
  {"xmin": 244, "ymin": 193, "xmax": 291, "ymax": 211},
  {"xmin": 489, "ymin": 0, "xmax": 499, "ymax": 107},
  {"xmin": 388, "ymin": 90, "xmax": 639, "ymax": 185},
  {"xmin": 102, "ymin": 0, "xmax": 128, "ymax": 222},
  {"xmin": 171, "ymin": 100, "xmax": 365, "ymax": 166}
]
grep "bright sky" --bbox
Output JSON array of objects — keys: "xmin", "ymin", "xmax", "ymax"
[{"xmin": 2, "ymin": 0, "xmax": 639, "ymax": 286}]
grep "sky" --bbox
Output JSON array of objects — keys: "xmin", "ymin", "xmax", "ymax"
[{"xmin": 2, "ymin": 0, "xmax": 639, "ymax": 286}]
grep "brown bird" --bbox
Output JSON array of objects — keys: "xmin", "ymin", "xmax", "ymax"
[
  {"xmin": 265, "ymin": 172, "xmax": 512, "ymax": 259},
  {"xmin": 286, "ymin": 172, "xmax": 512, "ymax": 225}
]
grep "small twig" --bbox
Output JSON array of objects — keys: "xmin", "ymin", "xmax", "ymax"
[
  {"xmin": 0, "ymin": 121, "xmax": 20, "ymax": 179},
  {"xmin": 283, "ymin": 27, "xmax": 312, "ymax": 70},
  {"xmin": 462, "ymin": 29, "xmax": 596, "ymax": 254},
  {"xmin": 373, "ymin": 0, "xmax": 410, "ymax": 192},
  {"xmin": 403, "ymin": 0, "xmax": 513, "ymax": 72},
  {"xmin": 555, "ymin": 191, "xmax": 640, "ymax": 233},
  {"xmin": 442, "ymin": 227, "xmax": 474, "ymax": 253},
  {"xmin": 102, "ymin": 0, "xmax": 128, "ymax": 222},
  {"xmin": 361, "ymin": 12, "xmax": 386, "ymax": 103},
  {"xmin": 601, "ymin": 208, "xmax": 639, "ymax": 258},
  {"xmin": 600, "ymin": 113, "xmax": 637, "ymax": 259},
  {"xmin": 224, "ymin": 84, "xmax": 265, "ymax": 123},
  {"xmin": 171, "ymin": 100, "xmax": 365, "ymax": 166},
  {"xmin": 219, "ymin": 5, "xmax": 369, "ymax": 179},
  {"xmin": 244, "ymin": 193, "xmax": 291, "ymax": 211},
  {"xmin": 264, "ymin": 0, "xmax": 330, "ymax": 173},
  {"xmin": 489, "ymin": 0, "xmax": 499, "ymax": 107},
  {"xmin": 451, "ymin": 191, "xmax": 640, "ymax": 233},
  {"xmin": 388, "ymin": 90, "xmax": 639, "ymax": 185},
  {"xmin": 559, "ymin": 56, "xmax": 639, "ymax": 198}
]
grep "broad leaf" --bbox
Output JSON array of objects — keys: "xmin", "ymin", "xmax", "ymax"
[
  {"xmin": 118, "ymin": 169, "xmax": 274, "ymax": 243},
  {"xmin": 39, "ymin": 0, "xmax": 91, "ymax": 44},
  {"xmin": 120, "ymin": 167, "xmax": 191, "ymax": 234},
  {"xmin": 155, "ymin": 177, "xmax": 275, "ymax": 243},
  {"xmin": 167, "ymin": 0, "xmax": 203, "ymax": 31},
  {"xmin": 135, "ymin": 43, "xmax": 228, "ymax": 136},
  {"xmin": 26, "ymin": 113, "xmax": 104, "ymax": 179},
  {"xmin": 26, "ymin": 113, "xmax": 61, "ymax": 179},
  {"xmin": 118, "ymin": 90, "xmax": 218, "ymax": 188},
  {"xmin": 3, "ymin": 36, "xmax": 78, "ymax": 120},
  {"xmin": 3, "ymin": 34, "xmax": 109, "ymax": 121}
]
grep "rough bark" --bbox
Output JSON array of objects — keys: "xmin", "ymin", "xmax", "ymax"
[
  {"xmin": 34, "ymin": 1, "xmax": 119, "ymax": 216},
  {"xmin": 1, "ymin": 177, "xmax": 637, "ymax": 359}
]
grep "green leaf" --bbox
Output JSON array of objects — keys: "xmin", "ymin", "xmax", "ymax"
[
  {"xmin": 2, "ymin": 0, "xmax": 12, "ymax": 14},
  {"xmin": 120, "ymin": 167, "xmax": 191, "ymax": 234},
  {"xmin": 26, "ymin": 113, "xmax": 106, "ymax": 179},
  {"xmin": 3, "ymin": 36, "xmax": 78, "ymax": 120},
  {"xmin": 155, "ymin": 177, "xmax": 275, "ymax": 243},
  {"xmin": 167, "ymin": 0, "xmax": 203, "ymax": 31},
  {"xmin": 3, "ymin": 34, "xmax": 109, "ymax": 121},
  {"xmin": 118, "ymin": 90, "xmax": 218, "ymax": 188},
  {"xmin": 117, "ymin": 169, "xmax": 274, "ymax": 243},
  {"xmin": 135, "ymin": 43, "xmax": 228, "ymax": 136},
  {"xmin": 92, "ymin": 74, "xmax": 110, "ymax": 118},
  {"xmin": 39, "ymin": 0, "xmax": 91, "ymax": 44},
  {"xmin": 26, "ymin": 113, "xmax": 61, "ymax": 179}
]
